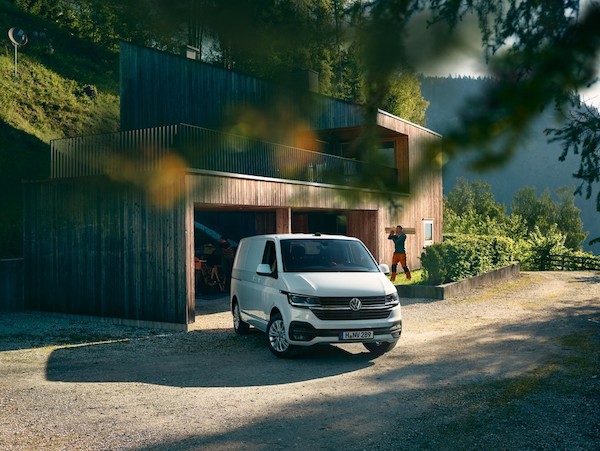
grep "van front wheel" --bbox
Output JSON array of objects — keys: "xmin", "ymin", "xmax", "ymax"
[
  {"xmin": 267, "ymin": 313, "xmax": 296, "ymax": 358},
  {"xmin": 363, "ymin": 340, "xmax": 398, "ymax": 356}
]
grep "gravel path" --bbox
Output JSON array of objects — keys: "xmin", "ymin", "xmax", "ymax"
[{"xmin": 0, "ymin": 271, "xmax": 599, "ymax": 450}]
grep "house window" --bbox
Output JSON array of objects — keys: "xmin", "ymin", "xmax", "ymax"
[
  {"xmin": 423, "ymin": 219, "xmax": 434, "ymax": 247},
  {"xmin": 377, "ymin": 141, "xmax": 396, "ymax": 168},
  {"xmin": 340, "ymin": 140, "xmax": 396, "ymax": 168}
]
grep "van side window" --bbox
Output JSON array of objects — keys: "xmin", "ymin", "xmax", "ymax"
[{"xmin": 261, "ymin": 241, "xmax": 277, "ymax": 273}]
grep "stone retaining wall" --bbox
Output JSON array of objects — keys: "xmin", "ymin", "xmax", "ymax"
[{"xmin": 397, "ymin": 263, "xmax": 521, "ymax": 300}]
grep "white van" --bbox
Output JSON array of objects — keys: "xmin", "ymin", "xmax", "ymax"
[{"xmin": 230, "ymin": 233, "xmax": 402, "ymax": 358}]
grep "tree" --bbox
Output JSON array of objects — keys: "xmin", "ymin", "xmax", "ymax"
[
  {"xmin": 525, "ymin": 225, "xmax": 569, "ymax": 270},
  {"xmin": 382, "ymin": 73, "xmax": 429, "ymax": 125},
  {"xmin": 418, "ymin": 1, "xmax": 600, "ymax": 244},
  {"xmin": 556, "ymin": 186, "xmax": 589, "ymax": 250},
  {"xmin": 511, "ymin": 186, "xmax": 588, "ymax": 251},
  {"xmin": 446, "ymin": 178, "xmax": 505, "ymax": 220},
  {"xmin": 444, "ymin": 178, "xmax": 525, "ymax": 238},
  {"xmin": 546, "ymin": 101, "xmax": 600, "ymax": 241},
  {"xmin": 445, "ymin": 177, "xmax": 475, "ymax": 217},
  {"xmin": 444, "ymin": 178, "xmax": 589, "ymax": 252},
  {"xmin": 511, "ymin": 187, "xmax": 559, "ymax": 234}
]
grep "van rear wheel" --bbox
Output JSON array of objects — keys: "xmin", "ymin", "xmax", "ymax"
[
  {"xmin": 267, "ymin": 313, "xmax": 296, "ymax": 358},
  {"xmin": 232, "ymin": 300, "xmax": 249, "ymax": 334},
  {"xmin": 363, "ymin": 340, "xmax": 398, "ymax": 356}
]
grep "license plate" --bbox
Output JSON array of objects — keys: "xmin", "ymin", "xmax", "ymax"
[{"xmin": 340, "ymin": 330, "xmax": 374, "ymax": 340}]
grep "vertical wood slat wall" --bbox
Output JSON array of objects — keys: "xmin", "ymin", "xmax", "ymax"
[
  {"xmin": 120, "ymin": 42, "xmax": 365, "ymax": 134},
  {"xmin": 50, "ymin": 125, "xmax": 179, "ymax": 179},
  {"xmin": 23, "ymin": 177, "xmax": 190, "ymax": 326}
]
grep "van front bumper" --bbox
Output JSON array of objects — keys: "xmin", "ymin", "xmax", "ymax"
[{"xmin": 288, "ymin": 320, "xmax": 402, "ymax": 345}]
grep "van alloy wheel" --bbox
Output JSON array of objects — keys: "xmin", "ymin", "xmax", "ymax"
[
  {"xmin": 267, "ymin": 313, "xmax": 295, "ymax": 358},
  {"xmin": 232, "ymin": 300, "xmax": 249, "ymax": 334},
  {"xmin": 268, "ymin": 318, "xmax": 288, "ymax": 352}
]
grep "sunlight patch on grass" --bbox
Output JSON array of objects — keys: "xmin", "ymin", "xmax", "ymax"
[
  {"xmin": 0, "ymin": 54, "xmax": 119, "ymax": 143},
  {"xmin": 390, "ymin": 269, "xmax": 424, "ymax": 285}
]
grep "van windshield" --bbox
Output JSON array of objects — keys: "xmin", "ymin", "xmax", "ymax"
[{"xmin": 281, "ymin": 239, "xmax": 380, "ymax": 273}]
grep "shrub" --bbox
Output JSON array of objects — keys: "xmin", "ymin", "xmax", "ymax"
[
  {"xmin": 520, "ymin": 225, "xmax": 568, "ymax": 270},
  {"xmin": 419, "ymin": 244, "xmax": 446, "ymax": 285},
  {"xmin": 420, "ymin": 234, "xmax": 517, "ymax": 285}
]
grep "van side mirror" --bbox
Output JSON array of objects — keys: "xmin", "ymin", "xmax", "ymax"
[
  {"xmin": 256, "ymin": 263, "xmax": 277, "ymax": 277},
  {"xmin": 379, "ymin": 263, "xmax": 390, "ymax": 274}
]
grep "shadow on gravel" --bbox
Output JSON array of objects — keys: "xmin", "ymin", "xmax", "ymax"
[
  {"xmin": 569, "ymin": 273, "xmax": 600, "ymax": 285},
  {"xmin": 44, "ymin": 299, "xmax": 600, "ymax": 390},
  {"xmin": 45, "ymin": 329, "xmax": 376, "ymax": 387},
  {"xmin": 400, "ymin": 297, "xmax": 440, "ymax": 306},
  {"xmin": 0, "ymin": 312, "xmax": 170, "ymax": 352}
]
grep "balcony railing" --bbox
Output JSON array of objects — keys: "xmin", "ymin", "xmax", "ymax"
[{"xmin": 50, "ymin": 124, "xmax": 399, "ymax": 190}]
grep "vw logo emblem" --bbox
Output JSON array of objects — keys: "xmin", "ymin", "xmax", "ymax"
[{"xmin": 349, "ymin": 298, "xmax": 362, "ymax": 311}]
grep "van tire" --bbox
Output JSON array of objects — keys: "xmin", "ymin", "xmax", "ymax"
[
  {"xmin": 267, "ymin": 313, "xmax": 296, "ymax": 358},
  {"xmin": 363, "ymin": 340, "xmax": 398, "ymax": 356},
  {"xmin": 232, "ymin": 300, "xmax": 250, "ymax": 334}
]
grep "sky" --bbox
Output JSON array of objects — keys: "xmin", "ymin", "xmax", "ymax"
[{"xmin": 409, "ymin": 4, "xmax": 600, "ymax": 109}]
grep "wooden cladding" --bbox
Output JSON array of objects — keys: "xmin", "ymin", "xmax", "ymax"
[
  {"xmin": 23, "ymin": 177, "xmax": 191, "ymax": 326},
  {"xmin": 51, "ymin": 125, "xmax": 178, "ymax": 179},
  {"xmin": 51, "ymin": 123, "xmax": 400, "ymax": 191},
  {"xmin": 120, "ymin": 42, "xmax": 366, "ymax": 134}
]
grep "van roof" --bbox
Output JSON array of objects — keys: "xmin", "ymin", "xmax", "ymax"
[{"xmin": 240, "ymin": 233, "xmax": 359, "ymax": 242}]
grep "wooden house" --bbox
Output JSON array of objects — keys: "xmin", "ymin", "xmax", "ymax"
[{"xmin": 23, "ymin": 42, "xmax": 442, "ymax": 329}]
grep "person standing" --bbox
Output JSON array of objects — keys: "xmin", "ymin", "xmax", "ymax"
[
  {"xmin": 387, "ymin": 225, "xmax": 411, "ymax": 282},
  {"xmin": 218, "ymin": 235, "xmax": 235, "ymax": 289}
]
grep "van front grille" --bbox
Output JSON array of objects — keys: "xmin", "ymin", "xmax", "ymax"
[
  {"xmin": 311, "ymin": 309, "xmax": 392, "ymax": 320},
  {"xmin": 310, "ymin": 296, "xmax": 394, "ymax": 321}
]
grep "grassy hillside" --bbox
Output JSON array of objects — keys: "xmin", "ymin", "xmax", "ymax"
[{"xmin": 0, "ymin": 0, "xmax": 120, "ymax": 257}]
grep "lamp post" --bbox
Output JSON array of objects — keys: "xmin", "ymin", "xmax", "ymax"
[{"xmin": 7, "ymin": 28, "xmax": 28, "ymax": 80}]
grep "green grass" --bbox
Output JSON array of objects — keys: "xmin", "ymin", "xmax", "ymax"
[
  {"xmin": 0, "ymin": 0, "xmax": 120, "ymax": 258},
  {"xmin": 0, "ymin": 53, "xmax": 120, "ymax": 143},
  {"xmin": 391, "ymin": 269, "xmax": 425, "ymax": 285}
]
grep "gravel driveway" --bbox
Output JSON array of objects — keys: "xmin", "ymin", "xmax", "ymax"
[{"xmin": 1, "ymin": 271, "xmax": 599, "ymax": 450}]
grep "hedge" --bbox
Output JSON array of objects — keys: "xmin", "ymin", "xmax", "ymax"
[{"xmin": 420, "ymin": 235, "xmax": 516, "ymax": 285}]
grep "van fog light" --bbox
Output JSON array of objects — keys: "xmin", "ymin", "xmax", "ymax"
[{"xmin": 289, "ymin": 322, "xmax": 317, "ymax": 341}]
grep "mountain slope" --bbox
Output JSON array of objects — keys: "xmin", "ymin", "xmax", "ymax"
[{"xmin": 421, "ymin": 76, "xmax": 599, "ymax": 254}]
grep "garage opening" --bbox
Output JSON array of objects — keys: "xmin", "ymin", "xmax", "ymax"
[
  {"xmin": 193, "ymin": 209, "xmax": 270, "ymax": 298},
  {"xmin": 292, "ymin": 211, "xmax": 347, "ymax": 234},
  {"xmin": 192, "ymin": 208, "xmax": 349, "ymax": 302}
]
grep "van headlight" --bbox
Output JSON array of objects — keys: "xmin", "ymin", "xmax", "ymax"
[
  {"xmin": 287, "ymin": 293, "xmax": 321, "ymax": 308},
  {"xmin": 385, "ymin": 292, "xmax": 400, "ymax": 306}
]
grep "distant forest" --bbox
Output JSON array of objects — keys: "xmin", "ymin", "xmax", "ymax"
[{"xmin": 421, "ymin": 75, "xmax": 599, "ymax": 254}]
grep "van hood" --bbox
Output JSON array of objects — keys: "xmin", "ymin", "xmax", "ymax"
[{"xmin": 282, "ymin": 272, "xmax": 394, "ymax": 297}]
